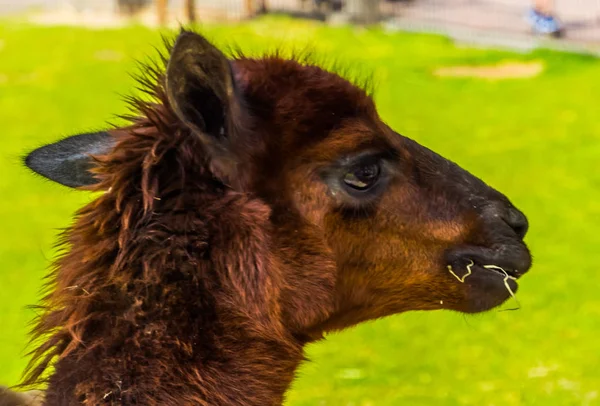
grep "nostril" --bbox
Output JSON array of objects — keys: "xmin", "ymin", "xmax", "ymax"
[{"xmin": 505, "ymin": 207, "xmax": 529, "ymax": 239}]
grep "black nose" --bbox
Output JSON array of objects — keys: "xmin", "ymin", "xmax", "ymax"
[
  {"xmin": 484, "ymin": 202, "xmax": 529, "ymax": 239},
  {"xmin": 503, "ymin": 207, "xmax": 529, "ymax": 239}
]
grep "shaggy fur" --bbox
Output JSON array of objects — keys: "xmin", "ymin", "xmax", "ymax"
[{"xmin": 7, "ymin": 29, "xmax": 531, "ymax": 405}]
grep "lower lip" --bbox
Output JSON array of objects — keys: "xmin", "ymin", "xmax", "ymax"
[{"xmin": 446, "ymin": 261, "xmax": 522, "ymax": 313}]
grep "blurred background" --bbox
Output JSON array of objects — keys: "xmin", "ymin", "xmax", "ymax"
[
  {"xmin": 1, "ymin": 0, "xmax": 600, "ymax": 405},
  {"xmin": 1, "ymin": 0, "xmax": 600, "ymax": 46}
]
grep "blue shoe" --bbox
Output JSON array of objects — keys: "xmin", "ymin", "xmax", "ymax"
[{"xmin": 527, "ymin": 8, "xmax": 563, "ymax": 37}]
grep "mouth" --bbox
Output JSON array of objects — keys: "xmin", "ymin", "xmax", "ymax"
[
  {"xmin": 447, "ymin": 260, "xmax": 520, "ymax": 283},
  {"xmin": 444, "ymin": 244, "xmax": 532, "ymax": 313}
]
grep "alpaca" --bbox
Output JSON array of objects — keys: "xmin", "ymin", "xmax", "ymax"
[{"xmin": 5, "ymin": 29, "xmax": 531, "ymax": 405}]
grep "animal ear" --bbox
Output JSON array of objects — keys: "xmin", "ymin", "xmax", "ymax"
[
  {"xmin": 165, "ymin": 30, "xmax": 241, "ymax": 156},
  {"xmin": 24, "ymin": 131, "xmax": 115, "ymax": 188}
]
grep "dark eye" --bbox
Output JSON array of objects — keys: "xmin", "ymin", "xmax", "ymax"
[{"xmin": 343, "ymin": 162, "xmax": 381, "ymax": 191}]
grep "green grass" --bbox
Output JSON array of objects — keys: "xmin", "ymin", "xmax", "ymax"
[{"xmin": 1, "ymin": 16, "xmax": 600, "ymax": 405}]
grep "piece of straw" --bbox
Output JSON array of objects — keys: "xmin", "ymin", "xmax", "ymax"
[
  {"xmin": 447, "ymin": 260, "xmax": 474, "ymax": 283},
  {"xmin": 447, "ymin": 261, "xmax": 521, "ymax": 311},
  {"xmin": 482, "ymin": 264, "xmax": 521, "ymax": 311}
]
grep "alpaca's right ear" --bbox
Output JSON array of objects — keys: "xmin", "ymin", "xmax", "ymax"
[
  {"xmin": 0, "ymin": 386, "xmax": 45, "ymax": 406},
  {"xmin": 24, "ymin": 131, "xmax": 115, "ymax": 188}
]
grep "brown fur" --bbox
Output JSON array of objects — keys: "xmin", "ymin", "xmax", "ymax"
[{"xmin": 11, "ymin": 31, "xmax": 531, "ymax": 405}]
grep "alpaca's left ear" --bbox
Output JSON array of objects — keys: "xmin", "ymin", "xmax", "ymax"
[
  {"xmin": 166, "ymin": 30, "xmax": 235, "ymax": 139},
  {"xmin": 24, "ymin": 131, "xmax": 115, "ymax": 188},
  {"xmin": 165, "ymin": 30, "xmax": 249, "ymax": 185}
]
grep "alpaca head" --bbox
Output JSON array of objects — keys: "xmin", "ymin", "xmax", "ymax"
[{"xmin": 25, "ymin": 30, "xmax": 531, "ymax": 341}]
